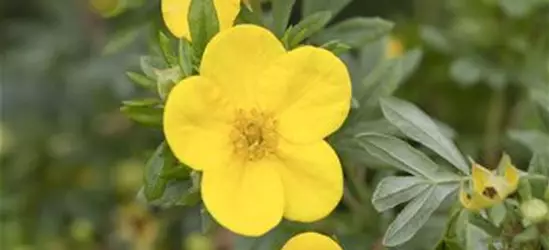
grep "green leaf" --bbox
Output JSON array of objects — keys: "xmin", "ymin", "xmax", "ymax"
[
  {"xmin": 499, "ymin": 0, "xmax": 537, "ymax": 18},
  {"xmin": 420, "ymin": 26, "xmax": 452, "ymax": 54},
  {"xmin": 449, "ymin": 57, "xmax": 483, "ymax": 86},
  {"xmin": 320, "ymin": 41, "xmax": 351, "ymax": 55},
  {"xmin": 102, "ymin": 27, "xmax": 141, "ymax": 55},
  {"xmin": 188, "ymin": 0, "xmax": 220, "ymax": 58},
  {"xmin": 529, "ymin": 152, "xmax": 549, "ymax": 176},
  {"xmin": 355, "ymin": 133, "xmax": 459, "ymax": 180},
  {"xmin": 178, "ymin": 38, "xmax": 195, "ymax": 77},
  {"xmin": 143, "ymin": 143, "xmax": 170, "ymax": 200},
  {"xmin": 122, "ymin": 98, "xmax": 162, "ymax": 107},
  {"xmin": 120, "ymin": 104, "xmax": 163, "ymax": 127},
  {"xmin": 282, "ymin": 11, "xmax": 332, "ymax": 49},
  {"xmin": 467, "ymin": 212, "xmax": 501, "ymax": 237},
  {"xmin": 508, "ymin": 130, "xmax": 549, "ymax": 153},
  {"xmin": 531, "ymin": 88, "xmax": 549, "ymax": 132},
  {"xmin": 271, "ymin": 0, "xmax": 296, "ymax": 38},
  {"xmin": 487, "ymin": 203, "xmax": 506, "ymax": 227},
  {"xmin": 312, "ymin": 17, "xmax": 394, "ymax": 48},
  {"xmin": 380, "ymin": 97, "xmax": 469, "ymax": 174},
  {"xmin": 156, "ymin": 67, "xmax": 182, "ymax": 100},
  {"xmin": 513, "ymin": 225, "xmax": 540, "ymax": 243},
  {"xmin": 158, "ymin": 31, "xmax": 177, "ymax": 66},
  {"xmin": 140, "ymin": 56, "xmax": 167, "ymax": 79},
  {"xmin": 382, "ymin": 184, "xmax": 458, "ymax": 247},
  {"xmin": 372, "ymin": 176, "xmax": 430, "ymax": 211},
  {"xmin": 161, "ymin": 165, "xmax": 191, "ymax": 179},
  {"xmin": 301, "ymin": 0, "xmax": 351, "ymax": 20},
  {"xmin": 126, "ymin": 72, "xmax": 156, "ymax": 91}
]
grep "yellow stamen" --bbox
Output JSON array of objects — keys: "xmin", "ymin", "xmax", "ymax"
[{"xmin": 230, "ymin": 109, "xmax": 278, "ymax": 161}]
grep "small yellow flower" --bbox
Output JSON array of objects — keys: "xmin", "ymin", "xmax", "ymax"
[
  {"xmin": 115, "ymin": 203, "xmax": 159, "ymax": 250},
  {"xmin": 459, "ymin": 156, "xmax": 519, "ymax": 211},
  {"xmin": 163, "ymin": 25, "xmax": 351, "ymax": 236},
  {"xmin": 386, "ymin": 36, "xmax": 404, "ymax": 59},
  {"xmin": 281, "ymin": 232, "xmax": 342, "ymax": 250},
  {"xmin": 162, "ymin": 0, "xmax": 243, "ymax": 40}
]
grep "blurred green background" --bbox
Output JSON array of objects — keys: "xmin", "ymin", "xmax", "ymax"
[{"xmin": 1, "ymin": 0, "xmax": 547, "ymax": 249}]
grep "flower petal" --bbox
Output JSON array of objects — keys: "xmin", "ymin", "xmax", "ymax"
[
  {"xmin": 161, "ymin": 0, "xmax": 191, "ymax": 39},
  {"xmin": 281, "ymin": 232, "xmax": 342, "ymax": 250},
  {"xmin": 161, "ymin": 0, "xmax": 241, "ymax": 40},
  {"xmin": 257, "ymin": 46, "xmax": 351, "ymax": 143},
  {"xmin": 472, "ymin": 163, "xmax": 492, "ymax": 194},
  {"xmin": 460, "ymin": 183, "xmax": 496, "ymax": 211},
  {"xmin": 163, "ymin": 76, "xmax": 234, "ymax": 170},
  {"xmin": 201, "ymin": 158, "xmax": 284, "ymax": 236},
  {"xmin": 276, "ymin": 140, "xmax": 343, "ymax": 222},
  {"xmin": 200, "ymin": 25, "xmax": 286, "ymax": 107},
  {"xmin": 503, "ymin": 159, "xmax": 519, "ymax": 192}
]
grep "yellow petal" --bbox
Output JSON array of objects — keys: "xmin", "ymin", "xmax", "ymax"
[
  {"xmin": 200, "ymin": 25, "xmax": 286, "ymax": 107},
  {"xmin": 258, "ymin": 46, "xmax": 351, "ymax": 143},
  {"xmin": 276, "ymin": 140, "xmax": 343, "ymax": 222},
  {"xmin": 459, "ymin": 183, "xmax": 496, "ymax": 211},
  {"xmin": 161, "ymin": 0, "xmax": 241, "ymax": 40},
  {"xmin": 281, "ymin": 232, "xmax": 342, "ymax": 250},
  {"xmin": 201, "ymin": 158, "xmax": 284, "ymax": 236},
  {"xmin": 161, "ymin": 0, "xmax": 191, "ymax": 39},
  {"xmin": 471, "ymin": 163, "xmax": 492, "ymax": 194},
  {"xmin": 502, "ymin": 157, "xmax": 519, "ymax": 192},
  {"xmin": 163, "ymin": 76, "xmax": 234, "ymax": 170}
]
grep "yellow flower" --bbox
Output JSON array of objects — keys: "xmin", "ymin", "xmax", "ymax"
[
  {"xmin": 163, "ymin": 25, "xmax": 351, "ymax": 236},
  {"xmin": 162, "ymin": 0, "xmax": 243, "ymax": 40},
  {"xmin": 115, "ymin": 203, "xmax": 159, "ymax": 250},
  {"xmin": 386, "ymin": 36, "xmax": 404, "ymax": 59},
  {"xmin": 281, "ymin": 232, "xmax": 342, "ymax": 250},
  {"xmin": 459, "ymin": 156, "xmax": 519, "ymax": 211}
]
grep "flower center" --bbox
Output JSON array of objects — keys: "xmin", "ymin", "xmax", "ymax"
[
  {"xmin": 482, "ymin": 186, "xmax": 498, "ymax": 199},
  {"xmin": 230, "ymin": 109, "xmax": 278, "ymax": 161}
]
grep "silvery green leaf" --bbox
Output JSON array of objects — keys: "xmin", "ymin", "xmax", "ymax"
[
  {"xmin": 312, "ymin": 17, "xmax": 394, "ymax": 48},
  {"xmin": 188, "ymin": 0, "xmax": 220, "ymax": 57},
  {"xmin": 301, "ymin": 0, "xmax": 351, "ymax": 19},
  {"xmin": 508, "ymin": 130, "xmax": 549, "ymax": 153},
  {"xmin": 283, "ymin": 11, "xmax": 332, "ymax": 49},
  {"xmin": 380, "ymin": 97, "xmax": 469, "ymax": 174},
  {"xmin": 372, "ymin": 176, "xmax": 430, "ymax": 212},
  {"xmin": 271, "ymin": 0, "xmax": 296, "ymax": 37},
  {"xmin": 355, "ymin": 133, "xmax": 447, "ymax": 180},
  {"xmin": 383, "ymin": 184, "xmax": 458, "ymax": 246}
]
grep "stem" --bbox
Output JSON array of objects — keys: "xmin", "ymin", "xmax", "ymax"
[{"xmin": 483, "ymin": 87, "xmax": 506, "ymax": 166}]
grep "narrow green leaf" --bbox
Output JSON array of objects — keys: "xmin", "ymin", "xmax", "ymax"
[
  {"xmin": 380, "ymin": 97, "xmax": 469, "ymax": 174},
  {"xmin": 320, "ymin": 40, "xmax": 351, "ymax": 55},
  {"xmin": 355, "ymin": 133, "xmax": 453, "ymax": 180},
  {"xmin": 120, "ymin": 105, "xmax": 163, "ymax": 127},
  {"xmin": 143, "ymin": 143, "xmax": 169, "ymax": 200},
  {"xmin": 382, "ymin": 184, "xmax": 458, "ymax": 246},
  {"xmin": 178, "ymin": 38, "xmax": 195, "ymax": 77},
  {"xmin": 312, "ymin": 17, "xmax": 394, "ymax": 48},
  {"xmin": 158, "ymin": 31, "xmax": 177, "ymax": 66},
  {"xmin": 301, "ymin": 0, "xmax": 351, "ymax": 20},
  {"xmin": 372, "ymin": 176, "xmax": 430, "ymax": 212},
  {"xmin": 126, "ymin": 72, "xmax": 156, "ymax": 91},
  {"xmin": 122, "ymin": 98, "xmax": 162, "ymax": 107},
  {"xmin": 508, "ymin": 130, "xmax": 549, "ymax": 153},
  {"xmin": 271, "ymin": 0, "xmax": 296, "ymax": 38},
  {"xmin": 282, "ymin": 11, "xmax": 332, "ymax": 49},
  {"xmin": 140, "ymin": 56, "xmax": 167, "ymax": 79},
  {"xmin": 188, "ymin": 0, "xmax": 220, "ymax": 57}
]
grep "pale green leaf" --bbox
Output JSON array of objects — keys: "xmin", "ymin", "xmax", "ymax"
[
  {"xmin": 312, "ymin": 17, "xmax": 394, "ymax": 48},
  {"xmin": 383, "ymin": 184, "xmax": 458, "ymax": 247},
  {"xmin": 126, "ymin": 71, "xmax": 156, "ymax": 91},
  {"xmin": 450, "ymin": 57, "xmax": 483, "ymax": 86},
  {"xmin": 372, "ymin": 176, "xmax": 430, "ymax": 212},
  {"xmin": 380, "ymin": 97, "xmax": 469, "ymax": 174},
  {"xmin": 487, "ymin": 203, "xmax": 506, "ymax": 227},
  {"xmin": 355, "ymin": 133, "xmax": 451, "ymax": 180},
  {"xmin": 140, "ymin": 56, "xmax": 167, "ymax": 79}
]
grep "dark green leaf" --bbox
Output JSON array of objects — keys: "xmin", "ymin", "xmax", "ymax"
[
  {"xmin": 301, "ymin": 0, "xmax": 351, "ymax": 19},
  {"xmin": 143, "ymin": 143, "xmax": 170, "ymax": 200},
  {"xmin": 178, "ymin": 38, "xmax": 195, "ymax": 77},
  {"xmin": 513, "ymin": 225, "xmax": 540, "ymax": 243},
  {"xmin": 282, "ymin": 11, "xmax": 332, "ymax": 49},
  {"xmin": 271, "ymin": 0, "xmax": 296, "ymax": 38},
  {"xmin": 188, "ymin": 0, "xmax": 220, "ymax": 58},
  {"xmin": 126, "ymin": 72, "xmax": 157, "ymax": 91},
  {"xmin": 380, "ymin": 97, "xmax": 469, "ymax": 174},
  {"xmin": 312, "ymin": 17, "xmax": 394, "ymax": 48},
  {"xmin": 320, "ymin": 40, "xmax": 351, "ymax": 55},
  {"xmin": 467, "ymin": 212, "xmax": 501, "ymax": 236},
  {"xmin": 158, "ymin": 31, "xmax": 177, "ymax": 66}
]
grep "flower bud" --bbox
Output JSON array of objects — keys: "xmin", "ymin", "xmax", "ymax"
[{"xmin": 520, "ymin": 199, "xmax": 549, "ymax": 223}]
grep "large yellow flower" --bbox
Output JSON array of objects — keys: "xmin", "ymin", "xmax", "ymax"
[
  {"xmin": 459, "ymin": 156, "xmax": 519, "ymax": 211},
  {"xmin": 162, "ymin": 0, "xmax": 244, "ymax": 40},
  {"xmin": 281, "ymin": 232, "xmax": 342, "ymax": 250},
  {"xmin": 163, "ymin": 25, "xmax": 351, "ymax": 236}
]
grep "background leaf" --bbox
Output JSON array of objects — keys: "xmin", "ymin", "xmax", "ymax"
[
  {"xmin": 372, "ymin": 176, "xmax": 430, "ymax": 211},
  {"xmin": 271, "ymin": 0, "xmax": 296, "ymax": 37},
  {"xmin": 312, "ymin": 17, "xmax": 394, "ymax": 48},
  {"xmin": 283, "ymin": 11, "xmax": 332, "ymax": 49},
  {"xmin": 301, "ymin": 0, "xmax": 351, "ymax": 19}
]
